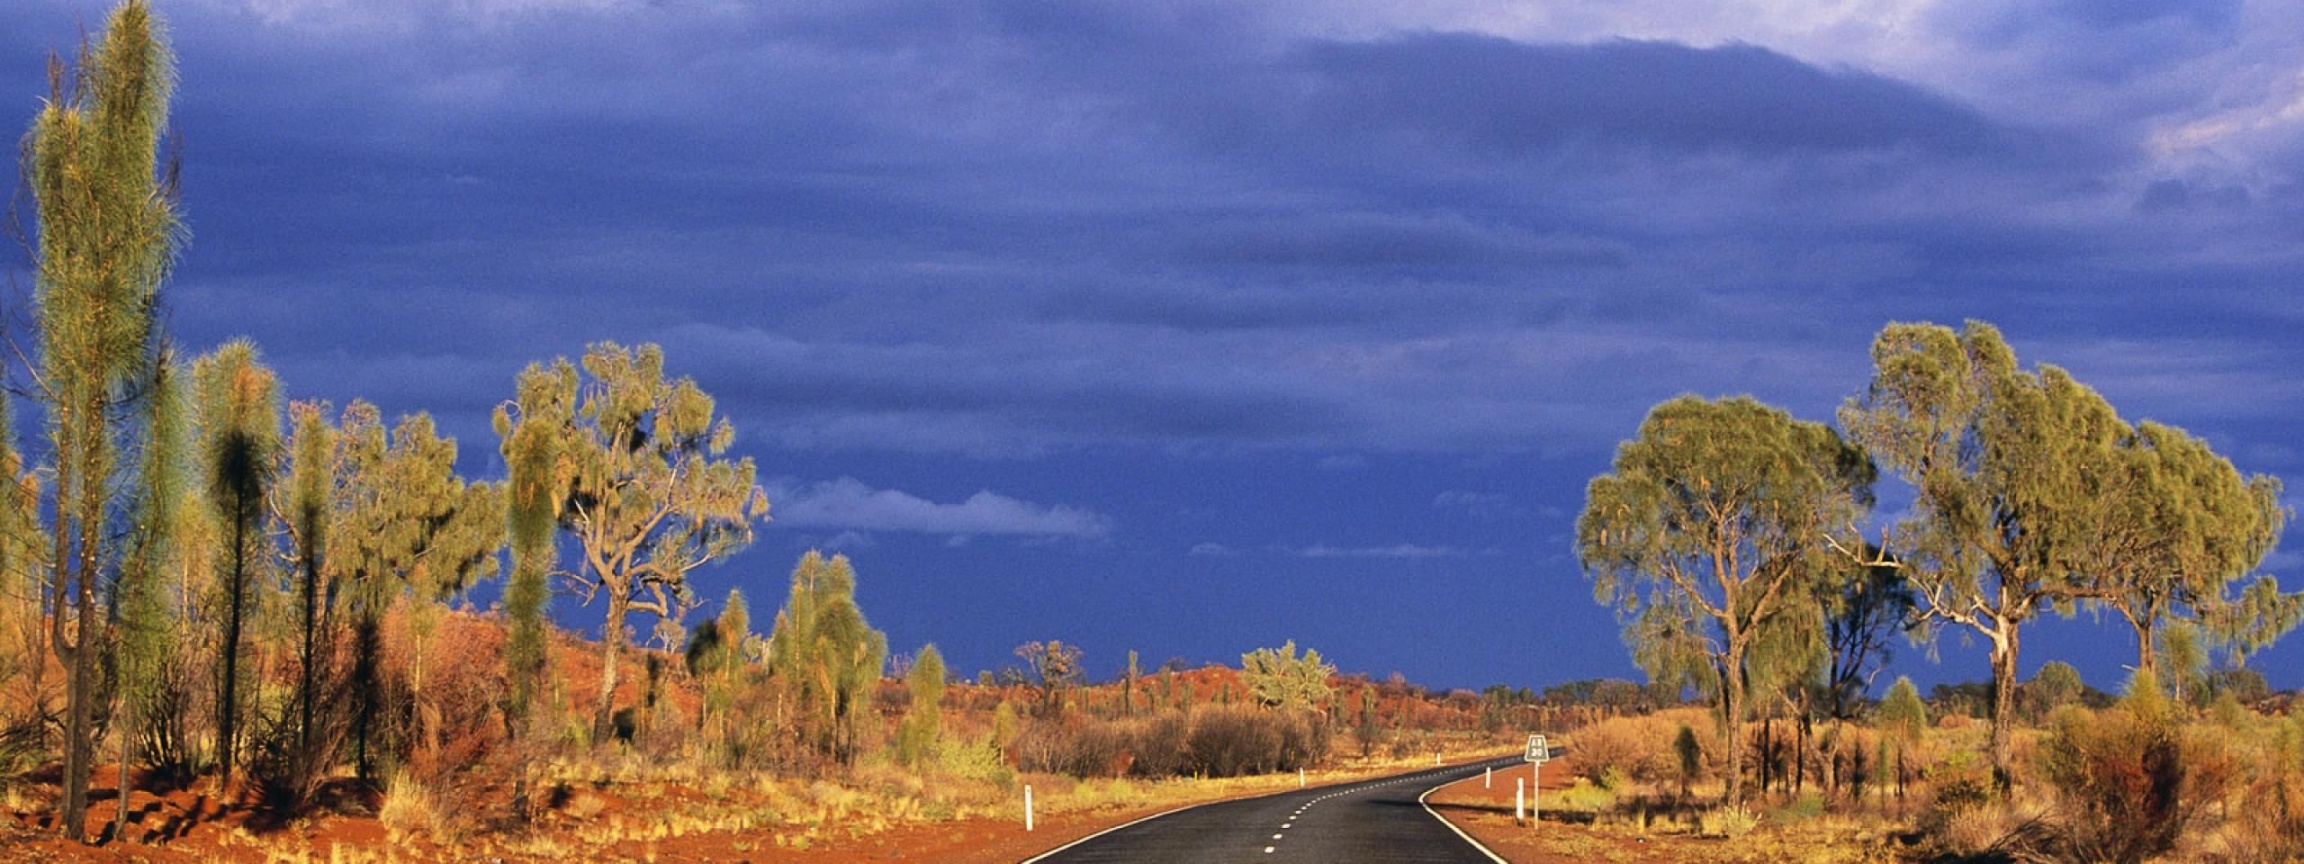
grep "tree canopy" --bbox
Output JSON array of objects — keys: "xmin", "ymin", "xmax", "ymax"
[{"xmin": 1577, "ymin": 394, "xmax": 1873, "ymax": 806}]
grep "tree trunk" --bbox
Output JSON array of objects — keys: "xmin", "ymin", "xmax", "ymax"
[
  {"xmin": 2131, "ymin": 617, "xmax": 2157, "ymax": 684},
  {"xmin": 1723, "ymin": 643, "xmax": 1747, "ymax": 808},
  {"xmin": 61, "ymin": 566, "xmax": 95, "ymax": 842},
  {"xmin": 594, "ymin": 591, "xmax": 627, "ymax": 746},
  {"xmin": 218, "ymin": 511, "xmax": 248, "ymax": 787},
  {"xmin": 1987, "ymin": 623, "xmax": 2019, "ymax": 791}
]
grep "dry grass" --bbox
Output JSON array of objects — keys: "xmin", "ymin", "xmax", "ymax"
[{"xmin": 376, "ymin": 770, "xmax": 443, "ymax": 845}]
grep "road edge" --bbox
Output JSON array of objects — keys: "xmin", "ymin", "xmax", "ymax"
[
  {"xmin": 1418, "ymin": 765, "xmax": 1510, "ymax": 864},
  {"xmin": 1017, "ymin": 799, "xmax": 1211, "ymax": 864},
  {"xmin": 1021, "ymin": 755, "xmax": 1515, "ymax": 863}
]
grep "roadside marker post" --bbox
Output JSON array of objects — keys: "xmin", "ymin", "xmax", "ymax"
[
  {"xmin": 1025, "ymin": 785, "xmax": 1034, "ymax": 832},
  {"xmin": 1485, "ymin": 766, "xmax": 1491, "ymax": 788},
  {"xmin": 1515, "ymin": 778, "xmax": 1524, "ymax": 823}
]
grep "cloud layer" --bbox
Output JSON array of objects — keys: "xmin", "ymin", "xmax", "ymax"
[{"xmin": 768, "ymin": 477, "xmax": 1111, "ymax": 539}]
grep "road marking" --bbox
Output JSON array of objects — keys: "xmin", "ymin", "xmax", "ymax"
[
  {"xmin": 1264, "ymin": 847, "xmax": 1275, "ymax": 854},
  {"xmin": 1416, "ymin": 762, "xmax": 1510, "ymax": 864}
]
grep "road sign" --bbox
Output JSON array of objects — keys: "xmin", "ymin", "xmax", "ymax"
[{"xmin": 1524, "ymin": 733, "xmax": 1548, "ymax": 763}]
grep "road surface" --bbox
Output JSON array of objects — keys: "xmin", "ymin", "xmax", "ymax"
[{"xmin": 1025, "ymin": 756, "xmax": 1522, "ymax": 863}]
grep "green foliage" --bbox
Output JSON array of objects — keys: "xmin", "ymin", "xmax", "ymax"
[
  {"xmin": 192, "ymin": 340, "xmax": 282, "ymax": 787},
  {"xmin": 117, "ymin": 354, "xmax": 187, "ymax": 779},
  {"xmin": 24, "ymin": 0, "xmax": 184, "ymax": 837},
  {"xmin": 937, "ymin": 730, "xmax": 1013, "ymax": 790},
  {"xmin": 766, "ymin": 551, "xmax": 887, "ymax": 766},
  {"xmin": 497, "ymin": 342, "xmax": 767, "ymax": 744},
  {"xmin": 274, "ymin": 400, "xmax": 342, "ymax": 813},
  {"xmin": 1576, "ymin": 394, "xmax": 1873, "ymax": 805},
  {"xmin": 2025, "ymin": 661, "xmax": 2083, "ymax": 720},
  {"xmin": 1878, "ymin": 676, "xmax": 1926, "ymax": 741},
  {"xmin": 1240, "ymin": 640, "xmax": 1335, "ymax": 712},
  {"xmin": 896, "ymin": 644, "xmax": 945, "ymax": 767},
  {"xmin": 331, "ymin": 403, "xmax": 503, "ymax": 778},
  {"xmin": 501, "ymin": 393, "xmax": 558, "ymax": 737},
  {"xmin": 2154, "ymin": 621, "xmax": 2207, "ymax": 705},
  {"xmin": 2101, "ymin": 420, "xmax": 2296, "ymax": 678},
  {"xmin": 1842, "ymin": 319, "xmax": 2129, "ymax": 786},
  {"xmin": 1552, "ymin": 777, "xmax": 1618, "ymax": 814}
]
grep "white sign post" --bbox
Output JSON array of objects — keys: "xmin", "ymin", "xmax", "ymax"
[{"xmin": 1523, "ymin": 734, "xmax": 1549, "ymax": 827}]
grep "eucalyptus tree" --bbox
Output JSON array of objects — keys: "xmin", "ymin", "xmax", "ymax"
[
  {"xmin": 1576, "ymin": 395, "xmax": 1873, "ymax": 806},
  {"xmin": 192, "ymin": 340, "xmax": 281, "ymax": 788},
  {"xmin": 1840, "ymin": 320, "xmax": 2128, "ymax": 788},
  {"xmin": 1817, "ymin": 557, "xmax": 1915, "ymax": 721},
  {"xmin": 497, "ymin": 342, "xmax": 767, "ymax": 744},
  {"xmin": 22, "ymin": 0, "xmax": 183, "ymax": 837},
  {"xmin": 2096, "ymin": 420, "xmax": 2295, "ymax": 680}
]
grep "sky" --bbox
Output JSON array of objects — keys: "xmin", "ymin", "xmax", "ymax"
[{"xmin": 4, "ymin": 0, "xmax": 2303, "ymax": 697}]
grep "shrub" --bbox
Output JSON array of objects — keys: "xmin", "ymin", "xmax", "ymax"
[
  {"xmin": 1551, "ymin": 778, "xmax": 1617, "ymax": 815},
  {"xmin": 2219, "ymin": 715, "xmax": 2304, "ymax": 864},
  {"xmin": 2040, "ymin": 677, "xmax": 2227, "ymax": 864},
  {"xmin": 1566, "ymin": 715, "xmax": 1676, "ymax": 785},
  {"xmin": 378, "ymin": 768, "xmax": 443, "ymax": 843},
  {"xmin": 1187, "ymin": 707, "xmax": 1285, "ymax": 777},
  {"xmin": 1013, "ymin": 715, "xmax": 1132, "ymax": 778},
  {"xmin": 937, "ymin": 732, "xmax": 1014, "ymax": 791},
  {"xmin": 1699, "ymin": 804, "xmax": 1757, "ymax": 838},
  {"xmin": 1127, "ymin": 710, "xmax": 1192, "ymax": 778}
]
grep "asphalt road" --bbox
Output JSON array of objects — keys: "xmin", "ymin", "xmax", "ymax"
[{"xmin": 1025, "ymin": 756, "xmax": 1523, "ymax": 863}]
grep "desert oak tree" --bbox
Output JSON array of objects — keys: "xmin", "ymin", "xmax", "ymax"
[
  {"xmin": 1840, "ymin": 320, "xmax": 2126, "ymax": 788},
  {"xmin": 1576, "ymin": 394, "xmax": 1873, "ymax": 807},
  {"xmin": 495, "ymin": 342, "xmax": 767, "ymax": 744}
]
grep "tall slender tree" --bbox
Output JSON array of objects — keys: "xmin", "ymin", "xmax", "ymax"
[
  {"xmin": 22, "ymin": 0, "xmax": 184, "ymax": 839},
  {"xmin": 498, "ymin": 394, "xmax": 560, "ymax": 739},
  {"xmin": 767, "ymin": 551, "xmax": 885, "ymax": 765},
  {"xmin": 114, "ymin": 350, "xmax": 185, "ymax": 832},
  {"xmin": 497, "ymin": 343, "xmax": 767, "ymax": 745},
  {"xmin": 278, "ymin": 401, "xmax": 340, "ymax": 804},
  {"xmin": 1576, "ymin": 395, "xmax": 1873, "ymax": 807},
  {"xmin": 896, "ymin": 644, "xmax": 945, "ymax": 767},
  {"xmin": 192, "ymin": 340, "xmax": 281, "ymax": 789},
  {"xmin": 1841, "ymin": 320, "xmax": 2127, "ymax": 788}
]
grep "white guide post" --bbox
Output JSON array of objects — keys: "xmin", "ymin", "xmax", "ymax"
[{"xmin": 1025, "ymin": 785, "xmax": 1034, "ymax": 832}]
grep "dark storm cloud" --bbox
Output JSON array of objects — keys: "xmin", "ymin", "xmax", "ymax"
[{"xmin": 7, "ymin": 0, "xmax": 2301, "ymax": 463}]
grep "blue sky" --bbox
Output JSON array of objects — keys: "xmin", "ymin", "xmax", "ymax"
[{"xmin": 5, "ymin": 0, "xmax": 2302, "ymax": 695}]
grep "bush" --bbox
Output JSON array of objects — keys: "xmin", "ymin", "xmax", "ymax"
[
  {"xmin": 1011, "ymin": 706, "xmax": 1328, "ymax": 780},
  {"xmin": 937, "ymin": 732, "xmax": 1014, "ymax": 791},
  {"xmin": 1127, "ymin": 711, "xmax": 1191, "ymax": 778},
  {"xmin": 1551, "ymin": 778, "xmax": 1617, "ymax": 815},
  {"xmin": 2040, "ymin": 685, "xmax": 2227, "ymax": 864},
  {"xmin": 1565, "ymin": 714, "xmax": 1681, "ymax": 785},
  {"xmin": 1013, "ymin": 715, "xmax": 1133, "ymax": 778},
  {"xmin": 1699, "ymin": 804, "xmax": 1757, "ymax": 839},
  {"xmin": 2219, "ymin": 715, "xmax": 2304, "ymax": 863}
]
